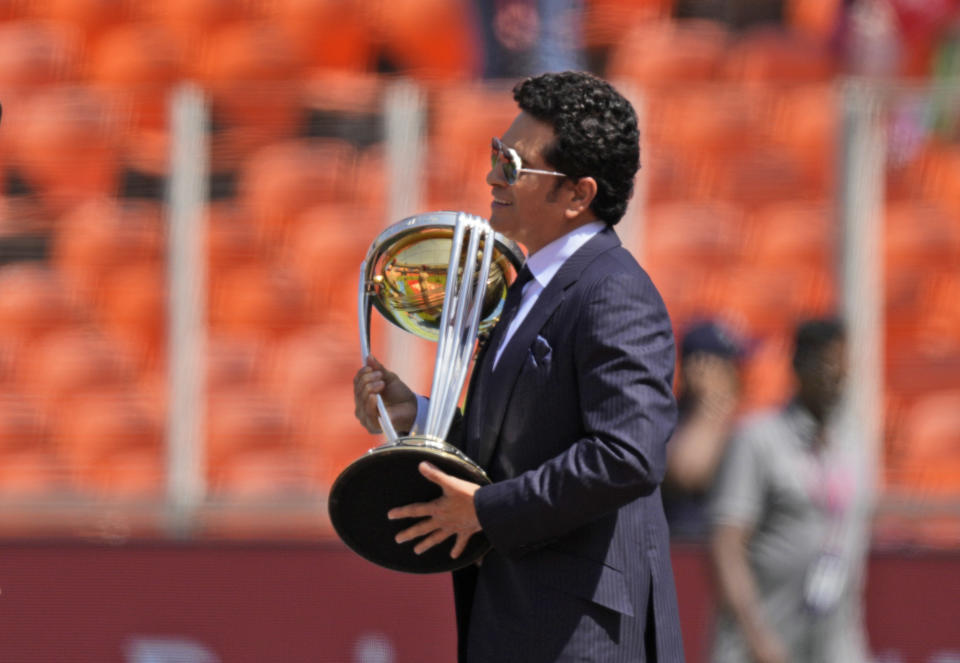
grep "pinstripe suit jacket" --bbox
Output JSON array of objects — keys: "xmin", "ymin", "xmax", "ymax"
[{"xmin": 450, "ymin": 225, "xmax": 685, "ymax": 663}]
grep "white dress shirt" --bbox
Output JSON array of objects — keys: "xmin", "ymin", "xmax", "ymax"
[{"xmin": 411, "ymin": 220, "xmax": 606, "ymax": 436}]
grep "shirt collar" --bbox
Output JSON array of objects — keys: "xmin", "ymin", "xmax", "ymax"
[
  {"xmin": 524, "ymin": 221, "xmax": 607, "ymax": 289},
  {"xmin": 785, "ymin": 398, "xmax": 842, "ymax": 450}
]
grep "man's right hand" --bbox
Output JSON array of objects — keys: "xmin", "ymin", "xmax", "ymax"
[{"xmin": 353, "ymin": 355, "xmax": 417, "ymax": 435}]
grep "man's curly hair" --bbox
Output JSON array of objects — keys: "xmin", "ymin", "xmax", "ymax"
[{"xmin": 512, "ymin": 71, "xmax": 640, "ymax": 225}]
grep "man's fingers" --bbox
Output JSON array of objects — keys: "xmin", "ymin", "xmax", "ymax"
[
  {"xmin": 353, "ymin": 365, "xmax": 387, "ymax": 432},
  {"xmin": 387, "ymin": 502, "xmax": 432, "ymax": 521},
  {"xmin": 394, "ymin": 518, "xmax": 439, "ymax": 544},
  {"xmin": 413, "ymin": 528, "xmax": 453, "ymax": 555},
  {"xmin": 418, "ymin": 461, "xmax": 453, "ymax": 487},
  {"xmin": 354, "ymin": 368, "xmax": 384, "ymax": 400},
  {"xmin": 450, "ymin": 533, "xmax": 470, "ymax": 559}
]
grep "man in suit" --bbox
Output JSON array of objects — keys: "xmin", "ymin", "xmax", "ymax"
[{"xmin": 354, "ymin": 71, "xmax": 684, "ymax": 663}]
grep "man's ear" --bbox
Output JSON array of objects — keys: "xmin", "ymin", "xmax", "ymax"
[{"xmin": 564, "ymin": 176, "xmax": 598, "ymax": 220}]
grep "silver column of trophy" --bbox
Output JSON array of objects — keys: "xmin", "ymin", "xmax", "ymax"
[{"xmin": 328, "ymin": 211, "xmax": 525, "ymax": 574}]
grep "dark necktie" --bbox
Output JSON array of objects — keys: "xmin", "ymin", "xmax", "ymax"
[
  {"xmin": 484, "ymin": 263, "xmax": 534, "ymax": 367},
  {"xmin": 465, "ymin": 264, "xmax": 533, "ymax": 453}
]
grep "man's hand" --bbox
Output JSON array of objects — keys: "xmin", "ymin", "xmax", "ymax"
[
  {"xmin": 353, "ymin": 355, "xmax": 417, "ymax": 434},
  {"xmin": 388, "ymin": 462, "xmax": 482, "ymax": 558}
]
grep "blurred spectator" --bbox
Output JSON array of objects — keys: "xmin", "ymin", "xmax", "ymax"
[
  {"xmin": 663, "ymin": 320, "xmax": 745, "ymax": 540},
  {"xmin": 837, "ymin": 0, "xmax": 904, "ymax": 76},
  {"xmin": 709, "ymin": 318, "xmax": 873, "ymax": 663},
  {"xmin": 473, "ymin": 0, "xmax": 586, "ymax": 77}
]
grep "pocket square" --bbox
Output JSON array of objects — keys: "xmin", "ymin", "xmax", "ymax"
[{"xmin": 530, "ymin": 334, "xmax": 552, "ymax": 367}]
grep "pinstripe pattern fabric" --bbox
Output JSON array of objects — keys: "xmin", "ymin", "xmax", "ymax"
[{"xmin": 451, "ymin": 226, "xmax": 685, "ymax": 663}]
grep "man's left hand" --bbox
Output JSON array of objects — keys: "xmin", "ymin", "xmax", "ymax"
[{"xmin": 388, "ymin": 462, "xmax": 482, "ymax": 558}]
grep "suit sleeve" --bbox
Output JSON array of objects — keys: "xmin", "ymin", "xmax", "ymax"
[{"xmin": 473, "ymin": 270, "xmax": 678, "ymax": 555}]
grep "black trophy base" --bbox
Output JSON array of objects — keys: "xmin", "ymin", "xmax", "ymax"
[{"xmin": 328, "ymin": 438, "xmax": 492, "ymax": 574}]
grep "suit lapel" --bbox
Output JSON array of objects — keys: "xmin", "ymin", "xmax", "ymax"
[{"xmin": 475, "ymin": 226, "xmax": 621, "ymax": 469}]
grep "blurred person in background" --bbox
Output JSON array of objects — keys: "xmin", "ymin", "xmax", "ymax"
[
  {"xmin": 355, "ymin": 71, "xmax": 684, "ymax": 663},
  {"xmin": 473, "ymin": 0, "xmax": 586, "ymax": 77},
  {"xmin": 663, "ymin": 320, "xmax": 745, "ymax": 540},
  {"xmin": 708, "ymin": 317, "xmax": 873, "ymax": 663}
]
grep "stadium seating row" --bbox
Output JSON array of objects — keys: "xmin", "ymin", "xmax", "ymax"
[{"xmin": 0, "ymin": 3, "xmax": 957, "ymax": 517}]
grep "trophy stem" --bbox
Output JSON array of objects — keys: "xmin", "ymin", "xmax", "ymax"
[
  {"xmin": 424, "ymin": 214, "xmax": 495, "ymax": 440},
  {"xmin": 424, "ymin": 216, "xmax": 467, "ymax": 436},
  {"xmin": 359, "ymin": 259, "xmax": 398, "ymax": 443}
]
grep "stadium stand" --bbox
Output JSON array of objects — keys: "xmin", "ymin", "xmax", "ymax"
[{"xmin": 0, "ymin": 1, "xmax": 954, "ymax": 542}]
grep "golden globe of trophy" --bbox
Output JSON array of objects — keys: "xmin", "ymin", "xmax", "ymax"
[{"xmin": 328, "ymin": 211, "xmax": 525, "ymax": 573}]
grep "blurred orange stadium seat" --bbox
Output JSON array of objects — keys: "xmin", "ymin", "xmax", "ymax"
[
  {"xmin": 285, "ymin": 203, "xmax": 379, "ymax": 321},
  {"xmin": 258, "ymin": 322, "xmax": 370, "ymax": 486},
  {"xmin": 207, "ymin": 335, "xmax": 264, "ymax": 391},
  {"xmin": 721, "ymin": 27, "xmax": 837, "ymax": 82},
  {"xmin": 767, "ymin": 85, "xmax": 838, "ymax": 191},
  {"xmin": 53, "ymin": 198, "xmax": 164, "ymax": 298},
  {"xmin": 641, "ymin": 199, "xmax": 748, "ymax": 271},
  {"xmin": 914, "ymin": 141, "xmax": 960, "ymax": 217},
  {"xmin": 300, "ymin": 394, "xmax": 376, "ymax": 487},
  {"xmin": 713, "ymin": 262, "xmax": 836, "ymax": 338},
  {"xmin": 582, "ymin": 0, "xmax": 673, "ymax": 50},
  {"xmin": 95, "ymin": 261, "xmax": 166, "ymax": 374},
  {"xmin": 87, "ymin": 22, "xmax": 186, "ymax": 130},
  {"xmin": 16, "ymin": 328, "xmax": 137, "ymax": 410},
  {"xmin": 739, "ymin": 332, "xmax": 794, "ymax": 411},
  {"xmin": 428, "ymin": 83, "xmax": 518, "ymax": 211},
  {"xmin": 239, "ymin": 138, "xmax": 359, "ymax": 239},
  {"xmin": 8, "ymin": 86, "xmax": 121, "ymax": 210},
  {"xmin": 138, "ymin": 0, "xmax": 251, "ymax": 44},
  {"xmin": 639, "ymin": 147, "xmax": 686, "ymax": 205},
  {"xmin": 27, "ymin": 0, "xmax": 130, "ymax": 47},
  {"xmin": 349, "ymin": 144, "xmax": 390, "ymax": 212},
  {"xmin": 646, "ymin": 262, "xmax": 728, "ymax": 332},
  {"xmin": 884, "ymin": 200, "xmax": 960, "ymax": 319},
  {"xmin": 748, "ymin": 200, "xmax": 835, "ymax": 272},
  {"xmin": 0, "ymin": 391, "xmax": 48, "ymax": 452},
  {"xmin": 199, "ymin": 21, "xmax": 305, "ymax": 151},
  {"xmin": 431, "ymin": 84, "xmax": 518, "ymax": 149},
  {"xmin": 270, "ymin": 0, "xmax": 376, "ymax": 71},
  {"xmin": 197, "ymin": 20, "xmax": 304, "ymax": 85},
  {"xmin": 768, "ymin": 83, "xmax": 837, "ymax": 146},
  {"xmin": 210, "ymin": 446, "xmax": 318, "ymax": 497},
  {"xmin": 784, "ymin": 0, "xmax": 844, "ymax": 41},
  {"xmin": 205, "ymin": 202, "xmax": 264, "ymax": 272},
  {"xmin": 371, "ymin": 0, "xmax": 480, "ymax": 80},
  {"xmin": 912, "ymin": 273, "xmax": 960, "ymax": 357},
  {"xmin": 0, "ymin": 19, "xmax": 80, "ymax": 92},
  {"xmin": 0, "ymin": 1, "xmax": 28, "ymax": 21},
  {"xmin": 55, "ymin": 390, "xmax": 164, "ymax": 496},
  {"xmin": 206, "ymin": 386, "xmax": 297, "ymax": 480},
  {"xmin": 606, "ymin": 19, "xmax": 729, "ymax": 85},
  {"xmin": 894, "ymin": 390, "xmax": 960, "ymax": 496},
  {"xmin": 261, "ymin": 323, "xmax": 358, "ymax": 416},
  {"xmin": 0, "ymin": 391, "xmax": 67, "ymax": 496},
  {"xmin": 208, "ymin": 263, "xmax": 310, "ymax": 340},
  {"xmin": 643, "ymin": 85, "xmax": 762, "ymax": 155},
  {"xmin": 0, "ymin": 263, "xmax": 78, "ymax": 348},
  {"xmin": 708, "ymin": 145, "xmax": 823, "ymax": 208}
]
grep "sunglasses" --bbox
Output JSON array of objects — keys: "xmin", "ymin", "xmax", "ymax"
[{"xmin": 491, "ymin": 137, "xmax": 567, "ymax": 186}]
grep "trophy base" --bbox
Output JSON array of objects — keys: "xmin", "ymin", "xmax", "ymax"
[{"xmin": 328, "ymin": 436, "xmax": 492, "ymax": 574}]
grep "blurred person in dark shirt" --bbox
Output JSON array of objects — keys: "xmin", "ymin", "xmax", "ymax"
[{"xmin": 662, "ymin": 320, "xmax": 745, "ymax": 540}]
